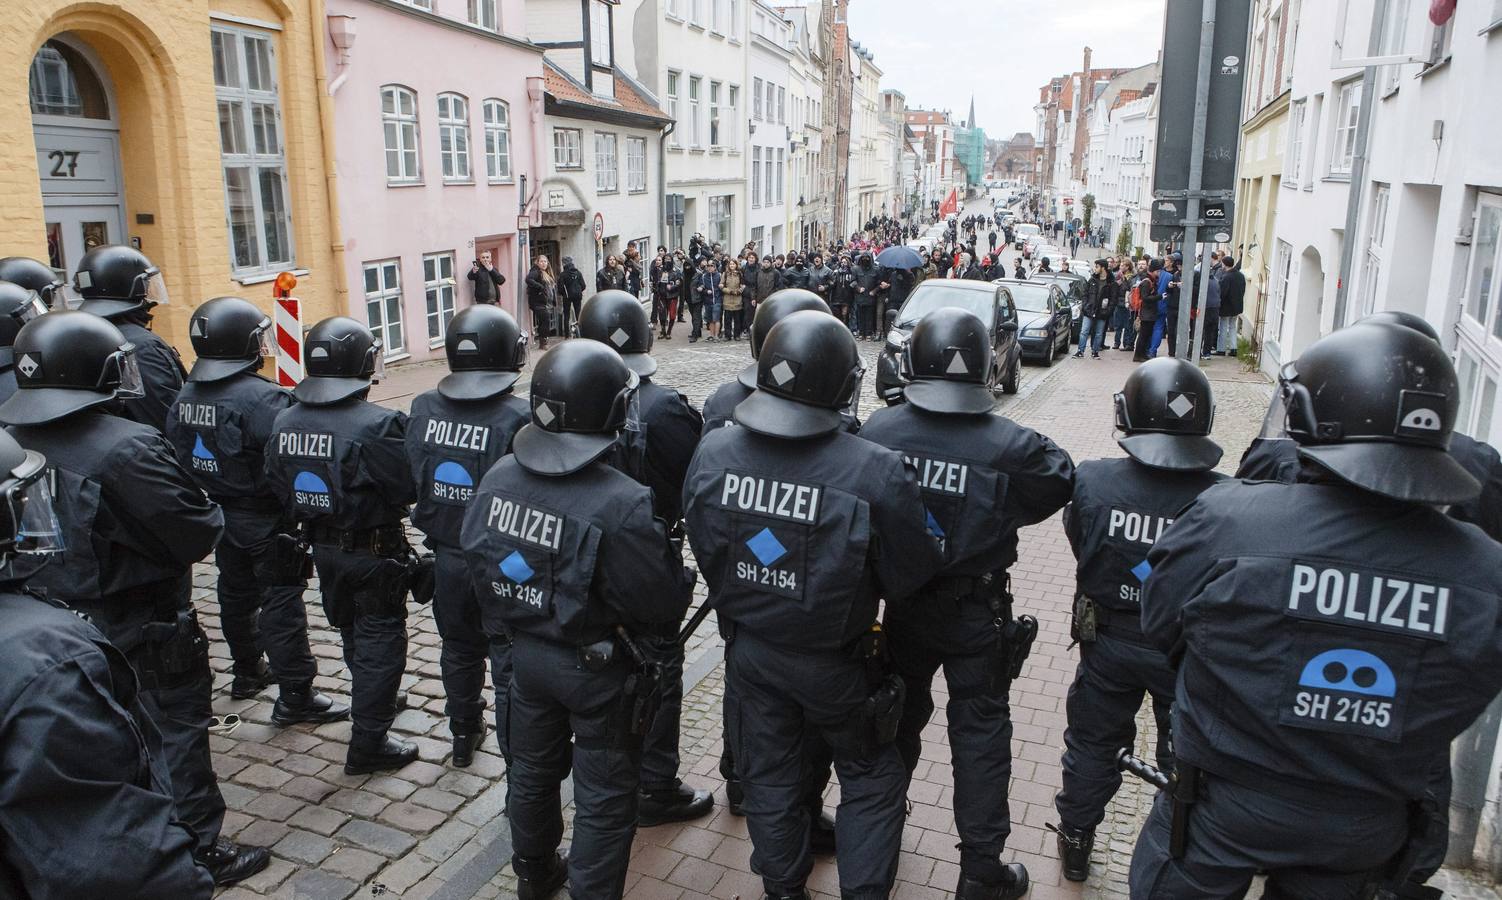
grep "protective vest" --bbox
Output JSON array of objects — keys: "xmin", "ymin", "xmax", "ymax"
[
  {"xmin": 265, "ymin": 399, "xmax": 415, "ymax": 529},
  {"xmin": 164, "ymin": 374, "xmax": 290, "ymax": 504},
  {"xmin": 405, "ymin": 389, "xmax": 527, "ymax": 548}
]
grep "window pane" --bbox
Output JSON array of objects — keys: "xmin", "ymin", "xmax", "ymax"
[
  {"xmin": 218, "ymin": 100, "xmax": 247, "ymax": 154},
  {"xmin": 212, "ymin": 32, "xmax": 240, "ymax": 88},
  {"xmin": 224, "ymin": 166, "xmax": 260, "ymax": 270},
  {"xmin": 251, "ymin": 103, "xmax": 278, "ymax": 154},
  {"xmin": 258, "ymin": 167, "xmax": 290, "ymax": 264},
  {"xmin": 1468, "ymin": 205, "xmax": 1500, "ymax": 327},
  {"xmin": 243, "ymin": 36, "xmax": 272, "ymax": 92},
  {"xmin": 365, "ymin": 267, "xmax": 379, "ymax": 294}
]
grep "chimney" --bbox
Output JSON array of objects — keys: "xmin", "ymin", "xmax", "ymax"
[{"xmin": 1082, "ymin": 45, "xmax": 1092, "ymax": 87}]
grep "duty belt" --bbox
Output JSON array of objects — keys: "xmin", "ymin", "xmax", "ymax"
[
  {"xmin": 928, "ymin": 571, "xmax": 1010, "ymax": 604},
  {"xmin": 1093, "ymin": 603, "xmax": 1151, "ymax": 643},
  {"xmin": 307, "ymin": 522, "xmax": 407, "ymax": 555}
]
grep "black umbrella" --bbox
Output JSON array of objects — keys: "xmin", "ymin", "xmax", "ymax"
[{"xmin": 875, "ymin": 245, "xmax": 925, "ymax": 270}]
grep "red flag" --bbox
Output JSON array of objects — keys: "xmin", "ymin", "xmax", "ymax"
[
  {"xmin": 938, "ymin": 189, "xmax": 959, "ymax": 218},
  {"xmin": 1430, "ymin": 0, "xmax": 1455, "ymax": 26}
]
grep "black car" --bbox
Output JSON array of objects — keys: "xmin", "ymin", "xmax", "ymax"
[
  {"xmin": 875, "ymin": 279, "xmax": 1022, "ymax": 404},
  {"xmin": 994, "ymin": 279, "xmax": 1070, "ymax": 366},
  {"xmin": 1029, "ymin": 270, "xmax": 1086, "ymax": 340}
]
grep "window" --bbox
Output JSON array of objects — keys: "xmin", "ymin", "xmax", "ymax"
[
  {"xmin": 595, "ymin": 131, "xmax": 618, "ymax": 192},
  {"xmin": 710, "ymin": 81, "xmax": 722, "ymax": 147},
  {"xmin": 424, "ymin": 252, "xmax": 457, "ymax": 346},
  {"xmin": 691, "ymin": 0, "xmax": 704, "ymax": 26},
  {"xmin": 1358, "ymin": 184, "xmax": 1389, "ymax": 320},
  {"xmin": 666, "ymin": 0, "xmax": 680, "ymax": 17},
  {"xmin": 764, "ymin": 154, "xmax": 774, "ymax": 207},
  {"xmin": 728, "ymin": 0, "xmax": 740, "ymax": 39},
  {"xmin": 627, "ymin": 137, "xmax": 647, "ymax": 192},
  {"xmin": 776, "ymin": 148, "xmax": 784, "ymax": 203},
  {"xmin": 1330, "ymin": 80, "xmax": 1360, "ymax": 176},
  {"xmin": 666, "ymin": 72, "xmax": 681, "ymax": 147},
  {"xmin": 1428, "ymin": 12, "xmax": 1454, "ymax": 66},
  {"xmin": 751, "ymin": 147, "xmax": 761, "ymax": 207},
  {"xmin": 711, "ymin": 0, "xmax": 723, "ymax": 32},
  {"xmin": 1285, "ymin": 99, "xmax": 1306, "ymax": 186},
  {"xmin": 381, "ymin": 85, "xmax": 421, "ymax": 183},
  {"xmin": 766, "ymin": 81, "xmax": 776, "ymax": 125},
  {"xmin": 469, "ymin": 0, "xmax": 497, "ymax": 30},
  {"xmin": 727, "ymin": 85, "xmax": 740, "ymax": 149},
  {"xmin": 590, "ymin": 0, "xmax": 611, "ymax": 66},
  {"xmin": 777, "ymin": 86, "xmax": 786, "ymax": 124},
  {"xmin": 437, "ymin": 93, "xmax": 471, "ymax": 182},
  {"xmin": 1266, "ymin": 240, "xmax": 1293, "ymax": 354},
  {"xmin": 553, "ymin": 127, "xmax": 582, "ymax": 168},
  {"xmin": 1463, "ymin": 196, "xmax": 1501, "ymax": 337},
  {"xmin": 482, "ymin": 99, "xmax": 511, "ymax": 181},
  {"xmin": 1379, "ymin": 0, "xmax": 1410, "ymax": 93},
  {"xmin": 689, "ymin": 76, "xmax": 702, "ymax": 147},
  {"xmin": 363, "ymin": 259, "xmax": 404, "ymax": 356},
  {"xmin": 709, "ymin": 194, "xmax": 732, "ymax": 245},
  {"xmin": 753, "ymin": 77, "xmax": 763, "ymax": 120},
  {"xmin": 1456, "ymin": 354, "xmax": 1498, "ymax": 442},
  {"xmin": 213, "ymin": 26, "xmax": 294, "ymax": 277}
]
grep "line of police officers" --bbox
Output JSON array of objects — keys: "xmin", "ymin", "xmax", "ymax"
[{"xmin": 0, "ymin": 242, "xmax": 1500, "ymax": 900}]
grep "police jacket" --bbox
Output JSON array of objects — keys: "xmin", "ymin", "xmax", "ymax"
[
  {"xmin": 0, "ymin": 591, "xmax": 213, "ymax": 900},
  {"xmin": 163, "ymin": 372, "xmax": 291, "ymax": 508},
  {"xmin": 1064, "ymin": 457, "xmax": 1223, "ymax": 616},
  {"xmin": 701, "ymin": 379, "xmax": 861, "ymax": 435},
  {"xmin": 116, "ymin": 319, "xmax": 187, "ymax": 434},
  {"xmin": 264, "ymin": 398, "xmax": 415, "ymax": 529},
  {"xmin": 861, "ymin": 404, "xmax": 1074, "ymax": 577},
  {"xmin": 683, "ymin": 426, "xmax": 942, "ymax": 651},
  {"xmin": 6, "ymin": 412, "xmax": 223, "ymax": 622},
  {"xmin": 1235, "ymin": 436, "xmax": 1300, "ymax": 484},
  {"xmin": 405, "ymin": 389, "xmax": 528, "ymax": 548},
  {"xmin": 1140, "ymin": 478, "xmax": 1502, "ymax": 805},
  {"xmin": 637, "ymin": 379, "xmax": 704, "ymax": 525},
  {"xmin": 460, "ymin": 457, "xmax": 690, "ymax": 646}
]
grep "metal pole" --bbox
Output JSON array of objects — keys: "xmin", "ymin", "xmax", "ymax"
[
  {"xmin": 1332, "ymin": 0, "xmax": 1388, "ymax": 328},
  {"xmin": 1176, "ymin": 0, "xmax": 1218, "ymax": 360}
]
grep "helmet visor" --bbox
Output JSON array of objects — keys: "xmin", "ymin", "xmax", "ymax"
[
  {"xmin": 106, "ymin": 346, "xmax": 145, "ymax": 399},
  {"xmin": 10, "ymin": 467, "xmax": 64, "ymax": 555},
  {"xmin": 144, "ymin": 269, "xmax": 170, "ymax": 307},
  {"xmin": 1259, "ymin": 387, "xmax": 1289, "ymax": 439},
  {"xmin": 843, "ymin": 364, "xmax": 867, "ymax": 417},
  {"xmin": 253, "ymin": 320, "xmax": 275, "ymax": 360},
  {"xmin": 370, "ymin": 342, "xmax": 386, "ymax": 383},
  {"xmin": 11, "ymin": 291, "xmax": 48, "ymax": 328}
]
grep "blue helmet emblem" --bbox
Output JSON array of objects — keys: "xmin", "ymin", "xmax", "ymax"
[
  {"xmin": 1298, "ymin": 648, "xmax": 1397, "ymax": 698},
  {"xmin": 745, "ymin": 528, "xmax": 788, "ymax": 567},
  {"xmin": 924, "ymin": 508, "xmax": 945, "ymax": 540},
  {"xmin": 433, "ymin": 461, "xmax": 474, "ymax": 487},
  {"xmin": 293, "ymin": 471, "xmax": 330, "ymax": 495},
  {"xmin": 192, "ymin": 435, "xmax": 215, "ymax": 461}
]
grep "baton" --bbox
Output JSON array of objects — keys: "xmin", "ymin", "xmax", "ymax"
[
  {"xmin": 1116, "ymin": 748, "xmax": 1172, "ymax": 791},
  {"xmin": 676, "ymin": 599, "xmax": 713, "ymax": 648}
]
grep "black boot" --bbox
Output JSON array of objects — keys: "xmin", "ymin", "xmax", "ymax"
[
  {"xmin": 724, "ymin": 776, "xmax": 745, "ymax": 815},
  {"xmin": 345, "ymin": 734, "xmax": 418, "ymax": 775},
  {"xmin": 195, "ymin": 838, "xmax": 271, "ymax": 886},
  {"xmin": 452, "ymin": 721, "xmax": 486, "ymax": 768},
  {"xmin": 808, "ymin": 809, "xmax": 836, "ymax": 856},
  {"xmin": 229, "ymin": 661, "xmax": 274, "ymax": 700},
  {"xmin": 638, "ymin": 782, "xmax": 714, "ymax": 826},
  {"xmin": 271, "ymin": 688, "xmax": 350, "ymax": 727},
  {"xmin": 763, "ymin": 892, "xmax": 811, "ymax": 900},
  {"xmin": 954, "ymin": 864, "xmax": 1029, "ymax": 900},
  {"xmin": 515, "ymin": 851, "xmax": 568, "ymax": 900},
  {"xmin": 1051, "ymin": 823, "xmax": 1094, "ymax": 882}
]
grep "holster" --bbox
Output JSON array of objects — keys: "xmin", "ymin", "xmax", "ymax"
[
  {"xmin": 135, "ymin": 608, "xmax": 209, "ymax": 691},
  {"xmin": 264, "ymin": 531, "xmax": 313, "ymax": 585},
  {"xmin": 863, "ymin": 673, "xmax": 906, "ymax": 746},
  {"xmin": 979, "ymin": 574, "xmax": 1037, "ymax": 682},
  {"xmin": 1360, "ymin": 798, "xmax": 1445, "ymax": 900},
  {"xmin": 353, "ymin": 556, "xmax": 411, "ymax": 618},
  {"xmin": 615, "ymin": 627, "xmax": 665, "ymax": 739},
  {"xmin": 407, "ymin": 551, "xmax": 436, "ymax": 606},
  {"xmin": 1168, "ymin": 762, "xmax": 1200, "ymax": 859},
  {"xmin": 1071, "ymin": 594, "xmax": 1099, "ymax": 646}
]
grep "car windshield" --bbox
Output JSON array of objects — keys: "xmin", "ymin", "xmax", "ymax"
[
  {"xmin": 896, "ymin": 286, "xmax": 994, "ymax": 328},
  {"xmin": 1008, "ymin": 283, "xmax": 1054, "ymax": 313}
]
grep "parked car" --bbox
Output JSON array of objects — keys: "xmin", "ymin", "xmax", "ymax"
[
  {"xmin": 996, "ymin": 279, "xmax": 1071, "ymax": 366},
  {"xmin": 1029, "ymin": 270, "xmax": 1087, "ymax": 340},
  {"xmin": 875, "ymin": 279, "xmax": 1023, "ymax": 404},
  {"xmin": 1014, "ymin": 222, "xmax": 1041, "ymax": 249}
]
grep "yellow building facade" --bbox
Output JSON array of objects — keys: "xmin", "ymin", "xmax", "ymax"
[
  {"xmin": 1230, "ymin": 91, "xmax": 1288, "ymax": 357},
  {"xmin": 0, "ymin": 0, "xmax": 344, "ymax": 357}
]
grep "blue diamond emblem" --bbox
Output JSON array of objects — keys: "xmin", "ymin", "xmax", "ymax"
[
  {"xmin": 924, "ymin": 507, "xmax": 945, "ymax": 539},
  {"xmin": 745, "ymin": 528, "xmax": 787, "ymax": 567},
  {"xmin": 1131, "ymin": 560, "xmax": 1152, "ymax": 583},
  {"xmin": 500, "ymin": 550, "xmax": 535, "ymax": 584}
]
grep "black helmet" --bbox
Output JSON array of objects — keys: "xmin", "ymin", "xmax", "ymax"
[
  {"xmin": 437, "ymin": 305, "xmax": 526, "ymax": 401},
  {"xmin": 1280, "ymin": 323, "xmax": 1477, "ymax": 504},
  {"xmin": 186, "ymin": 297, "xmax": 272, "ymax": 383},
  {"xmin": 0, "ymin": 429, "xmax": 62, "ymax": 560},
  {"xmin": 578, "ymin": 289, "xmax": 656, "ymax": 378},
  {"xmin": 902, "ymin": 308, "xmax": 996, "ymax": 415},
  {"xmin": 1113, "ymin": 358, "xmax": 1222, "ymax": 471},
  {"xmin": 0, "ymin": 258, "xmax": 66, "ymax": 309},
  {"xmin": 0, "ymin": 282, "xmax": 50, "ymax": 363},
  {"xmin": 73, "ymin": 245, "xmax": 168, "ymax": 319},
  {"xmin": 1357, "ymin": 310, "xmax": 1439, "ymax": 343},
  {"xmin": 739, "ymin": 288, "xmax": 830, "ymax": 389},
  {"xmin": 511, "ymin": 340, "xmax": 639, "ymax": 476},
  {"xmin": 0, "ymin": 311, "xmax": 143, "ymax": 426},
  {"xmin": 735, "ymin": 310, "xmax": 863, "ymax": 439},
  {"xmin": 294, "ymin": 316, "xmax": 382, "ymax": 406}
]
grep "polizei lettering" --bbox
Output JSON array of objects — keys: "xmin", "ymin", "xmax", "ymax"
[
  {"xmin": 1286, "ymin": 563, "xmax": 1450, "ymax": 639},
  {"xmin": 277, "ymin": 432, "xmax": 335, "ymax": 459},
  {"xmin": 1108, "ymin": 509, "xmax": 1174, "ymax": 545},
  {"xmin": 485, "ymin": 497, "xmax": 564, "ymax": 551},
  {"xmin": 718, "ymin": 472, "xmax": 821, "ymax": 524},
  {"xmin": 423, "ymin": 418, "xmax": 491, "ymax": 453},
  {"xmin": 176, "ymin": 402, "xmax": 217, "ymax": 428},
  {"xmin": 903, "ymin": 454, "xmax": 969, "ymax": 496}
]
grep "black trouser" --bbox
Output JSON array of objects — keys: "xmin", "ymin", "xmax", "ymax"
[
  {"xmin": 530, "ymin": 305, "xmax": 554, "ymax": 343},
  {"xmin": 431, "ymin": 543, "xmax": 512, "ymax": 744},
  {"xmin": 507, "ymin": 633, "xmax": 641, "ymax": 899},
  {"xmin": 856, "ymin": 302, "xmax": 876, "ymax": 337},
  {"xmin": 688, "ymin": 301, "xmax": 704, "ymax": 339},
  {"xmin": 312, "ymin": 542, "xmax": 410, "ymax": 750},
  {"xmin": 1134, "ymin": 318, "xmax": 1158, "ymax": 360},
  {"xmin": 560, "ymin": 295, "xmax": 582, "ymax": 336},
  {"xmin": 722, "ymin": 306, "xmax": 745, "ymax": 340},
  {"xmin": 726, "ymin": 630, "xmax": 906, "ymax": 899},
  {"xmin": 640, "ymin": 632, "xmax": 686, "ymax": 793},
  {"xmin": 888, "ymin": 594, "xmax": 1014, "ymax": 882},
  {"xmin": 1129, "ymin": 774, "xmax": 1407, "ymax": 899},
  {"xmin": 652, "ymin": 292, "xmax": 675, "ymax": 331},
  {"xmin": 216, "ymin": 506, "xmax": 317, "ymax": 692},
  {"xmin": 1055, "ymin": 626, "xmax": 1177, "ymax": 832},
  {"xmin": 1200, "ymin": 308, "xmax": 1220, "ymax": 356}
]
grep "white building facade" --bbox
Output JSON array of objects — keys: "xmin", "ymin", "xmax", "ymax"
[
  {"xmin": 846, "ymin": 42, "xmax": 883, "ymax": 230},
  {"xmin": 783, "ymin": 3, "xmax": 827, "ymax": 250},
  {"xmin": 747, "ymin": 0, "xmax": 791, "ymax": 254}
]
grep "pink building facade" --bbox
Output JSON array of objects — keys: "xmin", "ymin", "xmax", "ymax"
[{"xmin": 325, "ymin": 0, "xmax": 544, "ymax": 364}]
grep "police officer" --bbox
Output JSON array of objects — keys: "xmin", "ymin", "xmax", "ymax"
[
  {"xmin": 404, "ymin": 305, "xmax": 529, "ymax": 768},
  {"xmin": 164, "ymin": 297, "xmax": 347, "ymax": 722},
  {"xmin": 1132, "ymin": 322, "xmax": 1502, "ymax": 897},
  {"xmin": 0, "ymin": 282, "xmax": 48, "ymax": 406},
  {"xmin": 72, "ymin": 245, "xmax": 186, "ymax": 433},
  {"xmin": 0, "ymin": 310, "xmax": 268, "ymax": 884},
  {"xmin": 461, "ymin": 340, "xmax": 692, "ymax": 899},
  {"xmin": 1049, "ymin": 357, "xmax": 1224, "ymax": 883},
  {"xmin": 861, "ymin": 308, "xmax": 1075, "ymax": 900},
  {"xmin": 576, "ymin": 289, "xmax": 713, "ymax": 824},
  {"xmin": 684, "ymin": 311, "xmax": 943, "ymax": 900},
  {"xmin": 0, "ymin": 428, "xmax": 215, "ymax": 898},
  {"xmin": 264, "ymin": 316, "xmax": 420, "ymax": 774},
  {"xmin": 0, "ymin": 256, "xmax": 67, "ymax": 308}
]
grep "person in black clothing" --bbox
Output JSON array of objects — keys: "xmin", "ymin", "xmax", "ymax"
[
  {"xmin": 1132, "ymin": 259, "xmax": 1163, "ymax": 362},
  {"xmin": 558, "ymin": 256, "xmax": 587, "ymax": 338},
  {"xmin": 597, "ymin": 255, "xmax": 628, "ymax": 294},
  {"xmin": 467, "ymin": 250, "xmax": 507, "ymax": 305},
  {"xmin": 1217, "ymin": 256, "xmax": 1246, "ymax": 356},
  {"xmin": 1013, "ymin": 257, "xmax": 1027, "ymax": 280},
  {"xmin": 525, "ymin": 255, "xmax": 558, "ymax": 350},
  {"xmin": 853, "ymin": 253, "xmax": 886, "ymax": 340},
  {"xmin": 828, "ymin": 255, "xmax": 856, "ymax": 329},
  {"xmin": 650, "ymin": 249, "xmax": 681, "ymax": 339}
]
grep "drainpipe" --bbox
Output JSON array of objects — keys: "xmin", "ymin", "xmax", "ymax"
[
  {"xmin": 310, "ymin": 0, "xmax": 350, "ymax": 315},
  {"xmin": 659, "ymin": 121, "xmax": 676, "ymax": 247},
  {"xmin": 524, "ymin": 76, "xmax": 546, "ymax": 316}
]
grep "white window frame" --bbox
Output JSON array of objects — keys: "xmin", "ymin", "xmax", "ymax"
[
  {"xmin": 423, "ymin": 252, "xmax": 457, "ymax": 347},
  {"xmin": 213, "ymin": 25, "xmax": 295, "ymax": 278},
  {"xmin": 1461, "ymin": 193, "xmax": 1502, "ymax": 346},
  {"xmin": 763, "ymin": 154, "xmax": 773, "ymax": 207},
  {"xmin": 595, "ymin": 131, "xmax": 619, "ymax": 193},
  {"xmin": 468, "ymin": 0, "xmax": 497, "ymax": 31},
  {"xmin": 1455, "ymin": 353, "xmax": 1499, "ymax": 444},
  {"xmin": 482, "ymin": 98, "xmax": 512, "ymax": 182},
  {"xmin": 437, "ymin": 92, "xmax": 471, "ymax": 182},
  {"xmin": 1265, "ymin": 239, "xmax": 1293, "ymax": 356},
  {"xmin": 363, "ymin": 259, "xmax": 405, "ymax": 357},
  {"xmin": 777, "ymin": 85, "xmax": 786, "ymax": 125},
  {"xmin": 553, "ymin": 127, "xmax": 583, "ymax": 169},
  {"xmin": 666, "ymin": 71, "xmax": 682, "ymax": 147},
  {"xmin": 1330, "ymin": 79, "xmax": 1360, "ymax": 177},
  {"xmin": 689, "ymin": 76, "xmax": 702, "ymax": 148},
  {"xmin": 709, "ymin": 80, "xmax": 723, "ymax": 148},
  {"xmin": 727, "ymin": 0, "xmax": 740, "ymax": 40},
  {"xmin": 381, "ymin": 84, "xmax": 422, "ymax": 185},
  {"xmin": 709, "ymin": 194, "xmax": 732, "ymax": 245},
  {"xmin": 590, "ymin": 0, "xmax": 611, "ymax": 66},
  {"xmin": 753, "ymin": 77, "xmax": 763, "ymax": 121},
  {"xmin": 726, "ymin": 85, "xmax": 740, "ymax": 150},
  {"xmin": 627, "ymin": 137, "xmax": 647, "ymax": 193},
  {"xmin": 1379, "ymin": 0, "xmax": 1411, "ymax": 94},
  {"xmin": 711, "ymin": 0, "xmax": 723, "ymax": 33},
  {"xmin": 1284, "ymin": 98, "xmax": 1306, "ymax": 187},
  {"xmin": 666, "ymin": 0, "xmax": 681, "ymax": 19},
  {"xmin": 691, "ymin": 0, "xmax": 705, "ymax": 27},
  {"xmin": 776, "ymin": 147, "xmax": 784, "ymax": 204},
  {"xmin": 1357, "ymin": 183, "xmax": 1389, "ymax": 321},
  {"xmin": 751, "ymin": 146, "xmax": 761, "ymax": 207}
]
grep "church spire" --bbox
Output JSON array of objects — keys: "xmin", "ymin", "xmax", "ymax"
[{"xmin": 967, "ymin": 95, "xmax": 976, "ymax": 129}]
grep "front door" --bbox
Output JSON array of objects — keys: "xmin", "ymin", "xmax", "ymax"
[{"xmin": 34, "ymin": 125, "xmax": 126, "ymax": 280}]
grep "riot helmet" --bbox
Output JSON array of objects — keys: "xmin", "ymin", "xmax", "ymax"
[
  {"xmin": 0, "ymin": 310, "xmax": 143, "ymax": 426},
  {"xmin": 186, "ymin": 296, "xmax": 273, "ymax": 383},
  {"xmin": 0, "ymin": 430, "xmax": 63, "ymax": 561},
  {"xmin": 73, "ymin": 245, "xmax": 169, "ymax": 319},
  {"xmin": 901, "ymin": 307, "xmax": 996, "ymax": 415},
  {"xmin": 511, "ymin": 340, "xmax": 639, "ymax": 476},
  {"xmin": 0, "ymin": 258, "xmax": 66, "ymax": 309},
  {"xmin": 1280, "ymin": 322, "xmax": 1477, "ymax": 504},
  {"xmin": 294, "ymin": 316, "xmax": 382, "ymax": 406},
  {"xmin": 578, "ymin": 289, "xmax": 656, "ymax": 378},
  {"xmin": 437, "ymin": 305, "xmax": 527, "ymax": 401},
  {"xmin": 739, "ymin": 288, "xmax": 831, "ymax": 390},
  {"xmin": 735, "ymin": 310, "xmax": 863, "ymax": 440},
  {"xmin": 0, "ymin": 282, "xmax": 51, "ymax": 365},
  {"xmin": 1113, "ymin": 358, "xmax": 1222, "ymax": 471},
  {"xmin": 1357, "ymin": 310, "xmax": 1440, "ymax": 343}
]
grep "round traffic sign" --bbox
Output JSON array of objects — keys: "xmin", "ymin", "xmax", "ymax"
[{"xmin": 592, "ymin": 212, "xmax": 605, "ymax": 243}]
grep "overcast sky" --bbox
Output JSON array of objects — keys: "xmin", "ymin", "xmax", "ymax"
[{"xmin": 846, "ymin": 0, "xmax": 1168, "ymax": 138}]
